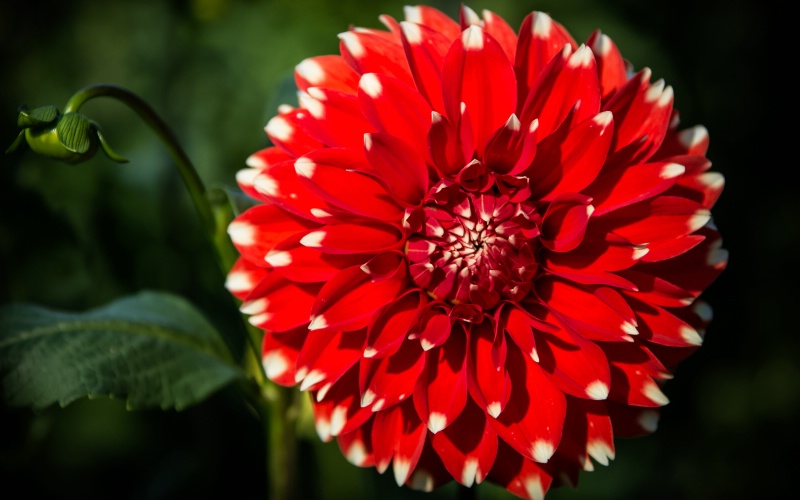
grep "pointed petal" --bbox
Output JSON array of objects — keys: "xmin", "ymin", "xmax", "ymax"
[
  {"xmin": 265, "ymin": 107, "xmax": 323, "ymax": 157},
  {"xmin": 297, "ymin": 87, "xmax": 373, "ymax": 149},
  {"xmin": 337, "ymin": 417, "xmax": 375, "ymax": 466},
  {"xmin": 399, "ymin": 21, "xmax": 450, "ymax": 114},
  {"xmin": 403, "ymin": 5, "xmax": 461, "ymax": 40},
  {"xmin": 300, "ymin": 221, "xmax": 402, "ymax": 254},
  {"xmin": 225, "ymin": 257, "xmax": 269, "ymax": 299},
  {"xmin": 296, "ymin": 329, "xmax": 367, "ymax": 394},
  {"xmin": 371, "ymin": 398, "xmax": 427, "ymax": 483},
  {"xmin": 261, "ymin": 326, "xmax": 308, "ymax": 386},
  {"xmin": 253, "ymin": 160, "xmax": 341, "ymax": 223},
  {"xmin": 489, "ymin": 441, "xmax": 554, "ymax": 500},
  {"xmin": 339, "ymin": 30, "xmax": 413, "ymax": 85},
  {"xmin": 413, "ymin": 332, "xmax": 468, "ymax": 434},
  {"xmin": 228, "ymin": 204, "xmax": 319, "ymax": 266},
  {"xmin": 431, "ymin": 398, "xmax": 498, "ymax": 486},
  {"xmin": 295, "ymin": 55, "xmax": 360, "ymax": 94},
  {"xmin": 587, "ymin": 161, "xmax": 686, "ymax": 216},
  {"xmin": 311, "ymin": 366, "xmax": 373, "ymax": 440},
  {"xmin": 587, "ymin": 30, "xmax": 628, "ymax": 101},
  {"xmin": 360, "ymin": 339, "xmax": 425, "ymax": 412},
  {"xmin": 539, "ymin": 192, "xmax": 594, "ymax": 252},
  {"xmin": 441, "ymin": 25, "xmax": 517, "ymax": 155},
  {"xmin": 365, "ymin": 290, "xmax": 426, "ymax": 359},
  {"xmin": 468, "ymin": 322, "xmax": 512, "ymax": 417},
  {"xmin": 605, "ymin": 342, "xmax": 672, "ymax": 407},
  {"xmin": 364, "ymin": 132, "xmax": 429, "ymax": 205}
]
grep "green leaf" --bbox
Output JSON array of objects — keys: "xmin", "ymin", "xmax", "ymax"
[
  {"xmin": 17, "ymin": 105, "xmax": 58, "ymax": 127},
  {"xmin": 0, "ymin": 291, "xmax": 245, "ymax": 411},
  {"xmin": 56, "ymin": 112, "xmax": 93, "ymax": 153}
]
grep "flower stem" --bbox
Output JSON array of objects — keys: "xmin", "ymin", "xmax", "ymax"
[
  {"xmin": 63, "ymin": 83, "xmax": 236, "ymax": 274},
  {"xmin": 261, "ymin": 383, "xmax": 299, "ymax": 500}
]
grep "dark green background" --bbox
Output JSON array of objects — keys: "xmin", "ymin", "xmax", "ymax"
[{"xmin": 0, "ymin": 0, "xmax": 793, "ymax": 499}]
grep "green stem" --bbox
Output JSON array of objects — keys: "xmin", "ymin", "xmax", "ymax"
[
  {"xmin": 63, "ymin": 84, "xmax": 294, "ymax": 497},
  {"xmin": 63, "ymin": 84, "xmax": 235, "ymax": 274}
]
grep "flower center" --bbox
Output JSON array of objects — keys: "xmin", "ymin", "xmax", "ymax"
[{"xmin": 405, "ymin": 182, "xmax": 541, "ymax": 310}]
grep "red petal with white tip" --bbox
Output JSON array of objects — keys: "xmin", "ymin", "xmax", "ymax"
[
  {"xmin": 242, "ymin": 273, "xmax": 319, "ymax": 333},
  {"xmin": 519, "ymin": 44, "xmax": 600, "ymax": 138},
  {"xmin": 430, "ymin": 398, "xmax": 498, "ymax": 487},
  {"xmin": 266, "ymin": 236, "xmax": 365, "ymax": 283},
  {"xmin": 309, "ymin": 265, "xmax": 407, "ymax": 332},
  {"xmin": 399, "ymin": 21, "xmax": 450, "ymax": 114},
  {"xmin": 489, "ymin": 441, "xmax": 554, "ymax": 500},
  {"xmin": 405, "ymin": 441, "xmax": 453, "ymax": 492},
  {"xmin": 514, "ymin": 11, "xmax": 577, "ymax": 111},
  {"xmin": 629, "ymin": 297, "xmax": 704, "ymax": 347},
  {"xmin": 527, "ymin": 111, "xmax": 613, "ymax": 202},
  {"xmin": 364, "ymin": 132, "xmax": 429, "ymax": 205},
  {"xmin": 228, "ymin": 204, "xmax": 318, "ymax": 267},
  {"xmin": 604, "ymin": 342, "xmax": 672, "ymax": 407},
  {"xmin": 338, "ymin": 417, "xmax": 375, "ymax": 467},
  {"xmin": 540, "ymin": 193, "xmax": 594, "ymax": 252},
  {"xmin": 441, "ymin": 25, "xmax": 517, "ymax": 155},
  {"xmin": 557, "ymin": 398, "xmax": 615, "ymax": 471},
  {"xmin": 359, "ymin": 339, "xmax": 425, "ymax": 412},
  {"xmin": 311, "ymin": 367, "xmax": 373, "ymax": 440},
  {"xmin": 371, "ymin": 398, "xmax": 427, "ymax": 484},
  {"xmin": 606, "ymin": 402, "xmax": 660, "ymax": 438},
  {"xmin": 587, "ymin": 30, "xmax": 628, "ymax": 101},
  {"xmin": 294, "ymin": 55, "xmax": 360, "ymax": 94},
  {"xmin": 239, "ymin": 147, "xmax": 292, "ymax": 200},
  {"xmin": 265, "ymin": 107, "xmax": 323, "ymax": 157},
  {"xmin": 261, "ymin": 326, "xmax": 308, "ymax": 387},
  {"xmin": 339, "ymin": 30, "xmax": 413, "ymax": 85},
  {"xmin": 413, "ymin": 333, "xmax": 468, "ymax": 434},
  {"xmin": 468, "ymin": 322, "xmax": 512, "ymax": 417},
  {"xmin": 253, "ymin": 160, "xmax": 341, "ymax": 223},
  {"xmin": 587, "ymin": 161, "xmax": 686, "ymax": 216},
  {"xmin": 358, "ymin": 72, "xmax": 432, "ymax": 159},
  {"xmin": 296, "ymin": 328, "xmax": 367, "ymax": 394},
  {"xmin": 537, "ymin": 277, "xmax": 638, "ymax": 342},
  {"xmin": 654, "ymin": 124, "xmax": 710, "ymax": 158},
  {"xmin": 294, "ymin": 149, "xmax": 403, "ymax": 221},
  {"xmin": 482, "ymin": 9, "xmax": 517, "ymax": 63},
  {"xmin": 427, "ymin": 111, "xmax": 472, "ymax": 177},
  {"xmin": 490, "ymin": 343, "xmax": 566, "ymax": 464},
  {"xmin": 226, "ymin": 257, "xmax": 269, "ymax": 299},
  {"xmin": 300, "ymin": 222, "xmax": 402, "ymax": 254},
  {"xmin": 366, "ymin": 290, "xmax": 426, "ymax": 359},
  {"xmin": 542, "ymin": 232, "xmax": 644, "ymax": 289},
  {"xmin": 296, "ymin": 87, "xmax": 373, "ymax": 149},
  {"xmin": 403, "ymin": 5, "xmax": 461, "ymax": 40}
]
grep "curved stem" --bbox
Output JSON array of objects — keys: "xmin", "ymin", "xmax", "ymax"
[{"xmin": 64, "ymin": 84, "xmax": 234, "ymax": 274}]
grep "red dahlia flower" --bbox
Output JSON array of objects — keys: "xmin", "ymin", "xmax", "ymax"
[{"xmin": 226, "ymin": 5, "xmax": 727, "ymax": 499}]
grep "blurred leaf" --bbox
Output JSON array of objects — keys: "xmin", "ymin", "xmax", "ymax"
[{"xmin": 0, "ymin": 290, "xmax": 245, "ymax": 411}]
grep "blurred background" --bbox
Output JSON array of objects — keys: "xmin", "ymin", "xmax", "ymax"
[{"xmin": 0, "ymin": 0, "xmax": 794, "ymax": 499}]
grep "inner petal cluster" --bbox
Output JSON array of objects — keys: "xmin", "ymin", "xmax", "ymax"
[{"xmin": 405, "ymin": 179, "xmax": 541, "ymax": 309}]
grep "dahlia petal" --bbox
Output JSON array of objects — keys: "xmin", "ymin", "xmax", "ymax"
[
  {"xmin": 617, "ymin": 269, "xmax": 696, "ymax": 308},
  {"xmin": 639, "ymin": 234, "xmax": 705, "ymax": 263},
  {"xmin": 300, "ymin": 221, "xmax": 402, "ymax": 254},
  {"xmin": 628, "ymin": 297, "xmax": 703, "ymax": 347},
  {"xmin": 241, "ymin": 273, "xmax": 320, "ymax": 332},
  {"xmin": 630, "ymin": 226, "xmax": 728, "ymax": 300},
  {"xmin": 534, "ymin": 317, "xmax": 612, "ymax": 401},
  {"xmin": 537, "ymin": 277, "xmax": 638, "ymax": 342},
  {"xmin": 294, "ymin": 55, "xmax": 360, "ymax": 94},
  {"xmin": 365, "ymin": 290, "xmax": 427, "ymax": 359},
  {"xmin": 225, "ymin": 257, "xmax": 269, "ymax": 300},
  {"xmin": 359, "ymin": 339, "xmax": 425, "ymax": 412},
  {"xmin": 593, "ymin": 195, "xmax": 710, "ymax": 246},
  {"xmin": 667, "ymin": 168, "xmax": 725, "ymax": 210},
  {"xmin": 406, "ymin": 441, "xmax": 453, "ymax": 492},
  {"xmin": 311, "ymin": 366, "xmax": 373, "ymax": 440},
  {"xmin": 557, "ymin": 398, "xmax": 615, "ymax": 471},
  {"xmin": 358, "ymin": 73, "xmax": 432, "ymax": 159},
  {"xmin": 498, "ymin": 304, "xmax": 538, "ymax": 361},
  {"xmin": 653, "ymin": 124, "xmax": 710, "ymax": 158},
  {"xmin": 253, "ymin": 160, "xmax": 341, "ymax": 223},
  {"xmin": 294, "ymin": 149, "xmax": 403, "ymax": 221},
  {"xmin": 227, "ymin": 204, "xmax": 318, "ymax": 266},
  {"xmin": 338, "ymin": 29, "xmax": 414, "ymax": 85},
  {"xmin": 489, "ymin": 342, "xmax": 566, "ymax": 464},
  {"xmin": 605, "ymin": 342, "xmax": 672, "ymax": 407},
  {"xmin": 265, "ymin": 107, "xmax": 323, "ymax": 157},
  {"xmin": 403, "ymin": 5, "xmax": 462, "ymax": 41},
  {"xmin": 296, "ymin": 87, "xmax": 373, "ymax": 149},
  {"xmin": 338, "ymin": 417, "xmax": 375, "ymax": 467},
  {"xmin": 542, "ymin": 232, "xmax": 645, "ymax": 289},
  {"xmin": 468, "ymin": 322, "xmax": 512, "ymax": 418},
  {"xmin": 586, "ymin": 30, "xmax": 628, "ymax": 102},
  {"xmin": 309, "ymin": 265, "xmax": 407, "ymax": 332},
  {"xmin": 239, "ymin": 147, "xmax": 292, "ymax": 200},
  {"xmin": 527, "ymin": 111, "xmax": 614, "ymax": 202},
  {"xmin": 412, "ymin": 333, "xmax": 468, "ymax": 434},
  {"xmin": 261, "ymin": 326, "xmax": 308, "ymax": 386},
  {"xmin": 371, "ymin": 398, "xmax": 427, "ymax": 484},
  {"xmin": 266, "ymin": 235, "xmax": 364, "ymax": 283},
  {"xmin": 604, "ymin": 68, "xmax": 674, "ymax": 167},
  {"xmin": 539, "ymin": 193, "xmax": 594, "ymax": 252},
  {"xmin": 296, "ymin": 329, "xmax": 367, "ymax": 394},
  {"xmin": 399, "ymin": 21, "xmax": 451, "ymax": 114},
  {"xmin": 364, "ymin": 132, "xmax": 429, "ymax": 205},
  {"xmin": 430, "ymin": 398, "xmax": 498, "ymax": 486},
  {"xmin": 481, "ymin": 9, "xmax": 518, "ymax": 63},
  {"xmin": 417, "ymin": 302, "xmax": 453, "ymax": 350},
  {"xmin": 519, "ymin": 44, "xmax": 601, "ymax": 138},
  {"xmin": 606, "ymin": 401, "xmax": 660, "ymax": 440},
  {"xmin": 427, "ymin": 111, "xmax": 472, "ymax": 176},
  {"xmin": 378, "ymin": 15, "xmax": 403, "ymax": 40},
  {"xmin": 489, "ymin": 441, "xmax": 554, "ymax": 500},
  {"xmin": 587, "ymin": 161, "xmax": 686, "ymax": 216},
  {"xmin": 514, "ymin": 11, "xmax": 577, "ymax": 112},
  {"xmin": 441, "ymin": 25, "xmax": 517, "ymax": 155},
  {"xmin": 483, "ymin": 114, "xmax": 538, "ymax": 175}
]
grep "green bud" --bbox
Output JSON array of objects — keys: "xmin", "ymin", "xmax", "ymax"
[{"xmin": 6, "ymin": 105, "xmax": 128, "ymax": 164}]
